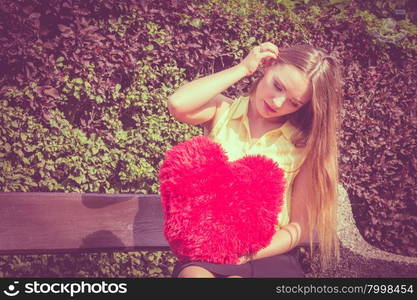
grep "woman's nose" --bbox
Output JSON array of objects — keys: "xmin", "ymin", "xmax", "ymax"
[{"xmin": 272, "ymin": 96, "xmax": 285, "ymax": 107}]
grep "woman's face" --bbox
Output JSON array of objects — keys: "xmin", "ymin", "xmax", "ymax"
[{"xmin": 252, "ymin": 63, "xmax": 312, "ymax": 123}]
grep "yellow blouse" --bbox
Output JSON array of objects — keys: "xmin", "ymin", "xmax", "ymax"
[{"xmin": 206, "ymin": 95, "xmax": 307, "ymax": 230}]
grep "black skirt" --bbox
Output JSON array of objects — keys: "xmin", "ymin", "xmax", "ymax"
[{"xmin": 172, "ymin": 248, "xmax": 304, "ymax": 278}]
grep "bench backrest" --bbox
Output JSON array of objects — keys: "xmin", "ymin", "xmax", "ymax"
[{"xmin": 0, "ymin": 192, "xmax": 169, "ymax": 254}]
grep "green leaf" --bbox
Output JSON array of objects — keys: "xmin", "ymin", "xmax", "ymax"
[
  {"xmin": 115, "ymin": 130, "xmax": 127, "ymax": 140},
  {"xmin": 95, "ymin": 96, "xmax": 104, "ymax": 103},
  {"xmin": 190, "ymin": 18, "xmax": 202, "ymax": 29},
  {"xmin": 24, "ymin": 144, "xmax": 37, "ymax": 152},
  {"xmin": 73, "ymin": 175, "xmax": 86, "ymax": 184},
  {"xmin": 45, "ymin": 163, "xmax": 55, "ymax": 171},
  {"xmin": 74, "ymin": 78, "xmax": 83, "ymax": 84},
  {"xmin": 15, "ymin": 149, "xmax": 24, "ymax": 158},
  {"xmin": 36, "ymin": 152, "xmax": 43, "ymax": 161},
  {"xmin": 79, "ymin": 134, "xmax": 88, "ymax": 145}
]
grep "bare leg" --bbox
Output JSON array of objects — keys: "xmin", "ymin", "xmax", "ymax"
[
  {"xmin": 226, "ymin": 275, "xmax": 243, "ymax": 278},
  {"xmin": 177, "ymin": 266, "xmax": 216, "ymax": 278}
]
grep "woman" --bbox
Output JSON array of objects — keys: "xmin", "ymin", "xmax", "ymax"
[{"xmin": 167, "ymin": 42, "xmax": 343, "ymax": 277}]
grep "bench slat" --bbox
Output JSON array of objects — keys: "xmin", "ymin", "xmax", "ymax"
[{"xmin": 0, "ymin": 193, "xmax": 170, "ymax": 254}]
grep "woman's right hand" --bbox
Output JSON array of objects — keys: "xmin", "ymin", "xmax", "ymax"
[{"xmin": 239, "ymin": 42, "xmax": 279, "ymax": 76}]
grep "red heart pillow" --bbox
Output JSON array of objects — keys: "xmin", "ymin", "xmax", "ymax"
[{"xmin": 159, "ymin": 136, "xmax": 286, "ymax": 264}]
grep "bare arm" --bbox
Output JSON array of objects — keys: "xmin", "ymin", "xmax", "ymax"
[
  {"xmin": 168, "ymin": 42, "xmax": 278, "ymax": 115},
  {"xmin": 246, "ymin": 224, "xmax": 300, "ymax": 262},
  {"xmin": 168, "ymin": 64, "xmax": 248, "ymax": 115}
]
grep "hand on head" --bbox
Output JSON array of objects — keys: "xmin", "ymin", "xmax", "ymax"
[{"xmin": 239, "ymin": 42, "xmax": 279, "ymax": 76}]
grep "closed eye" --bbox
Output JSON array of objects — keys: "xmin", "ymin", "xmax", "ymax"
[
  {"xmin": 274, "ymin": 83, "xmax": 282, "ymax": 92},
  {"xmin": 274, "ymin": 82, "xmax": 299, "ymax": 107}
]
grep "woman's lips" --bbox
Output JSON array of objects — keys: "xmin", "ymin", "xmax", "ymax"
[{"xmin": 264, "ymin": 100, "xmax": 277, "ymax": 113}]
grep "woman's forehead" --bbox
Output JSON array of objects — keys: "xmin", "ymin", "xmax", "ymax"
[{"xmin": 269, "ymin": 64, "xmax": 308, "ymax": 83}]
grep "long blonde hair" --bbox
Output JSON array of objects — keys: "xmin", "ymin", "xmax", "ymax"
[{"xmin": 247, "ymin": 44, "xmax": 343, "ymax": 270}]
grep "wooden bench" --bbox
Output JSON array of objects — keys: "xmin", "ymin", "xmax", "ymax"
[
  {"xmin": 1, "ymin": 190, "xmax": 416, "ymax": 277},
  {"xmin": 0, "ymin": 192, "xmax": 311, "ymax": 278}
]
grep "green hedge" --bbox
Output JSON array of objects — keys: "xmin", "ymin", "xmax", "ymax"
[{"xmin": 1, "ymin": 0, "xmax": 416, "ymax": 277}]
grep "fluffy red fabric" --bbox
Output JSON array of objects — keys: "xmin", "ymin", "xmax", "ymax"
[{"xmin": 159, "ymin": 136, "xmax": 286, "ymax": 264}]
